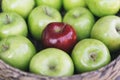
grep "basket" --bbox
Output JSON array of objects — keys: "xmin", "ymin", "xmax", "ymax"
[
  {"xmin": 0, "ymin": 0, "xmax": 120, "ymax": 80},
  {"xmin": 0, "ymin": 55, "xmax": 120, "ymax": 80}
]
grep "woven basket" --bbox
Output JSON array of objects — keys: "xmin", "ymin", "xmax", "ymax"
[
  {"xmin": 0, "ymin": 55, "xmax": 120, "ymax": 80},
  {"xmin": 0, "ymin": 0, "xmax": 120, "ymax": 80}
]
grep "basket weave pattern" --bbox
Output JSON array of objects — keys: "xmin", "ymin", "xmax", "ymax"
[{"xmin": 0, "ymin": 55, "xmax": 120, "ymax": 80}]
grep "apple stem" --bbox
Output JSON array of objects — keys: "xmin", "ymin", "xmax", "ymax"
[
  {"xmin": 49, "ymin": 65, "xmax": 56, "ymax": 70},
  {"xmin": 54, "ymin": 24, "xmax": 67, "ymax": 33},
  {"xmin": 116, "ymin": 26, "xmax": 120, "ymax": 34},
  {"xmin": 61, "ymin": 24, "xmax": 66, "ymax": 31},
  {"xmin": 90, "ymin": 53, "xmax": 97, "ymax": 62},
  {"xmin": 6, "ymin": 15, "xmax": 11, "ymax": 24},
  {"xmin": 43, "ymin": 7, "xmax": 51, "ymax": 17},
  {"xmin": 73, "ymin": 13, "xmax": 80, "ymax": 18},
  {"xmin": 73, "ymin": 15, "xmax": 78, "ymax": 18},
  {"xmin": 1, "ymin": 44, "xmax": 9, "ymax": 52}
]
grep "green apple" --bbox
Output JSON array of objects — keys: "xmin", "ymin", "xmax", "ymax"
[
  {"xmin": 0, "ymin": 36, "xmax": 36, "ymax": 71},
  {"xmin": 71, "ymin": 39, "xmax": 111, "ymax": 73},
  {"xmin": 35, "ymin": 0, "xmax": 62, "ymax": 11},
  {"xmin": 63, "ymin": 7, "xmax": 95, "ymax": 41},
  {"xmin": 28, "ymin": 5, "xmax": 62, "ymax": 40},
  {"xmin": 0, "ymin": 12, "xmax": 28, "ymax": 40},
  {"xmin": 2, "ymin": 0, "xmax": 35, "ymax": 19},
  {"xmin": 63, "ymin": 0, "xmax": 86, "ymax": 11},
  {"xmin": 85, "ymin": 0, "xmax": 120, "ymax": 17},
  {"xmin": 91, "ymin": 15, "xmax": 120, "ymax": 52},
  {"xmin": 30, "ymin": 48, "xmax": 74, "ymax": 77}
]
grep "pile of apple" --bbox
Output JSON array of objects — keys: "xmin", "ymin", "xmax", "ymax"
[{"xmin": 0, "ymin": 0, "xmax": 120, "ymax": 77}]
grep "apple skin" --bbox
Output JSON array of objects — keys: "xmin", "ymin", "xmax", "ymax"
[
  {"xmin": 63, "ymin": 0, "xmax": 86, "ymax": 11},
  {"xmin": 35, "ymin": 0, "xmax": 62, "ymax": 11},
  {"xmin": 91, "ymin": 15, "xmax": 120, "ymax": 52},
  {"xmin": 2, "ymin": 0, "xmax": 35, "ymax": 19},
  {"xmin": 30, "ymin": 48, "xmax": 74, "ymax": 77},
  {"xmin": 71, "ymin": 39, "xmax": 111, "ymax": 73},
  {"xmin": 0, "ymin": 12, "xmax": 28, "ymax": 40},
  {"xmin": 63, "ymin": 7, "xmax": 95, "ymax": 41},
  {"xmin": 85, "ymin": 0, "xmax": 120, "ymax": 17},
  {"xmin": 28, "ymin": 5, "xmax": 62, "ymax": 40},
  {"xmin": 41, "ymin": 22, "xmax": 77, "ymax": 53},
  {"xmin": 0, "ymin": 36, "xmax": 36, "ymax": 71}
]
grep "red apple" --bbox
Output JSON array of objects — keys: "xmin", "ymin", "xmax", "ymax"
[{"xmin": 41, "ymin": 22, "xmax": 77, "ymax": 53}]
